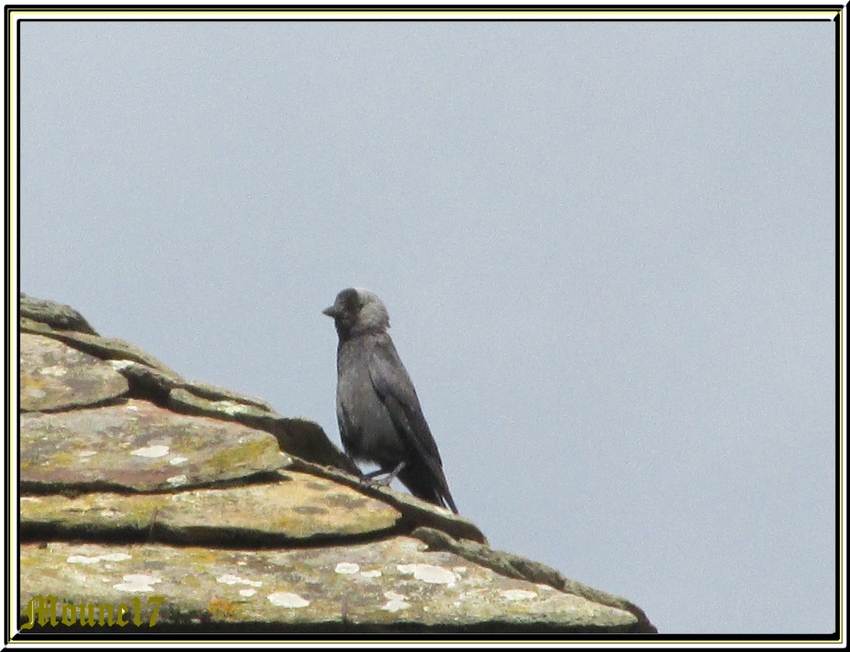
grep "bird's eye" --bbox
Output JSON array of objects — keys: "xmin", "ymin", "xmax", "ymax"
[{"xmin": 340, "ymin": 289, "xmax": 361, "ymax": 314}]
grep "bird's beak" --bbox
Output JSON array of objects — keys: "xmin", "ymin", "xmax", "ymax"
[{"xmin": 322, "ymin": 305, "xmax": 338, "ymax": 318}]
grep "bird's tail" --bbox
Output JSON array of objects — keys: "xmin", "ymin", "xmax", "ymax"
[{"xmin": 398, "ymin": 465, "xmax": 458, "ymax": 514}]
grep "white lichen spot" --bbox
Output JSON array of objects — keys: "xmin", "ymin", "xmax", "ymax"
[
  {"xmin": 360, "ymin": 570, "xmax": 382, "ymax": 578},
  {"xmin": 335, "ymin": 562, "xmax": 360, "ymax": 574},
  {"xmin": 500, "ymin": 589, "xmax": 537, "ymax": 601},
  {"xmin": 127, "ymin": 403, "xmax": 139, "ymax": 411},
  {"xmin": 99, "ymin": 553, "xmax": 133, "ymax": 562},
  {"xmin": 381, "ymin": 591, "xmax": 411, "ymax": 612},
  {"xmin": 166, "ymin": 474, "xmax": 188, "ymax": 487},
  {"xmin": 40, "ymin": 365, "xmax": 67, "ymax": 377},
  {"xmin": 66, "ymin": 555, "xmax": 101, "ymax": 565},
  {"xmin": 169, "ymin": 456, "xmax": 188, "ymax": 466},
  {"xmin": 78, "ymin": 450, "xmax": 97, "ymax": 458},
  {"xmin": 218, "ymin": 401, "xmax": 245, "ymax": 416},
  {"xmin": 535, "ymin": 583, "xmax": 557, "ymax": 591},
  {"xmin": 131, "ymin": 444, "xmax": 170, "ymax": 458},
  {"xmin": 397, "ymin": 563, "xmax": 456, "ymax": 586},
  {"xmin": 239, "ymin": 589, "xmax": 256, "ymax": 598},
  {"xmin": 452, "ymin": 566, "xmax": 468, "ymax": 575},
  {"xmin": 114, "ymin": 574, "xmax": 162, "ymax": 593},
  {"xmin": 67, "ymin": 552, "xmax": 131, "ymax": 565},
  {"xmin": 109, "ymin": 359, "xmax": 134, "ymax": 372},
  {"xmin": 216, "ymin": 574, "xmax": 263, "ymax": 588},
  {"xmin": 268, "ymin": 592, "xmax": 310, "ymax": 609},
  {"xmin": 21, "ymin": 497, "xmax": 42, "ymax": 503}
]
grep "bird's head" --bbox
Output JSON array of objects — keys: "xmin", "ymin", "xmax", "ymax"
[{"xmin": 323, "ymin": 287, "xmax": 390, "ymax": 338}]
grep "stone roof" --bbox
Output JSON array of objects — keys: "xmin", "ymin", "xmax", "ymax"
[{"xmin": 16, "ymin": 294, "xmax": 657, "ymax": 635}]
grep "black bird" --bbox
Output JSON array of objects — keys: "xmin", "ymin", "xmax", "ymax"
[{"xmin": 323, "ymin": 288, "xmax": 458, "ymax": 514}]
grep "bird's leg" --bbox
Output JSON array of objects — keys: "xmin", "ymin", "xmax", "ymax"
[
  {"xmin": 382, "ymin": 460, "xmax": 406, "ymax": 485},
  {"xmin": 362, "ymin": 461, "xmax": 406, "ymax": 487}
]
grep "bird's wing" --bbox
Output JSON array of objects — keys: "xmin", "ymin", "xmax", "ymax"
[
  {"xmin": 366, "ymin": 335, "xmax": 444, "ymax": 469},
  {"xmin": 366, "ymin": 334, "xmax": 458, "ymax": 513}
]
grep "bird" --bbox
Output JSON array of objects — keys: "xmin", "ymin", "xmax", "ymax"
[{"xmin": 322, "ymin": 287, "xmax": 458, "ymax": 514}]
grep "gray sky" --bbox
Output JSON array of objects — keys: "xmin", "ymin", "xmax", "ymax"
[{"xmin": 17, "ymin": 17, "xmax": 837, "ymax": 634}]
